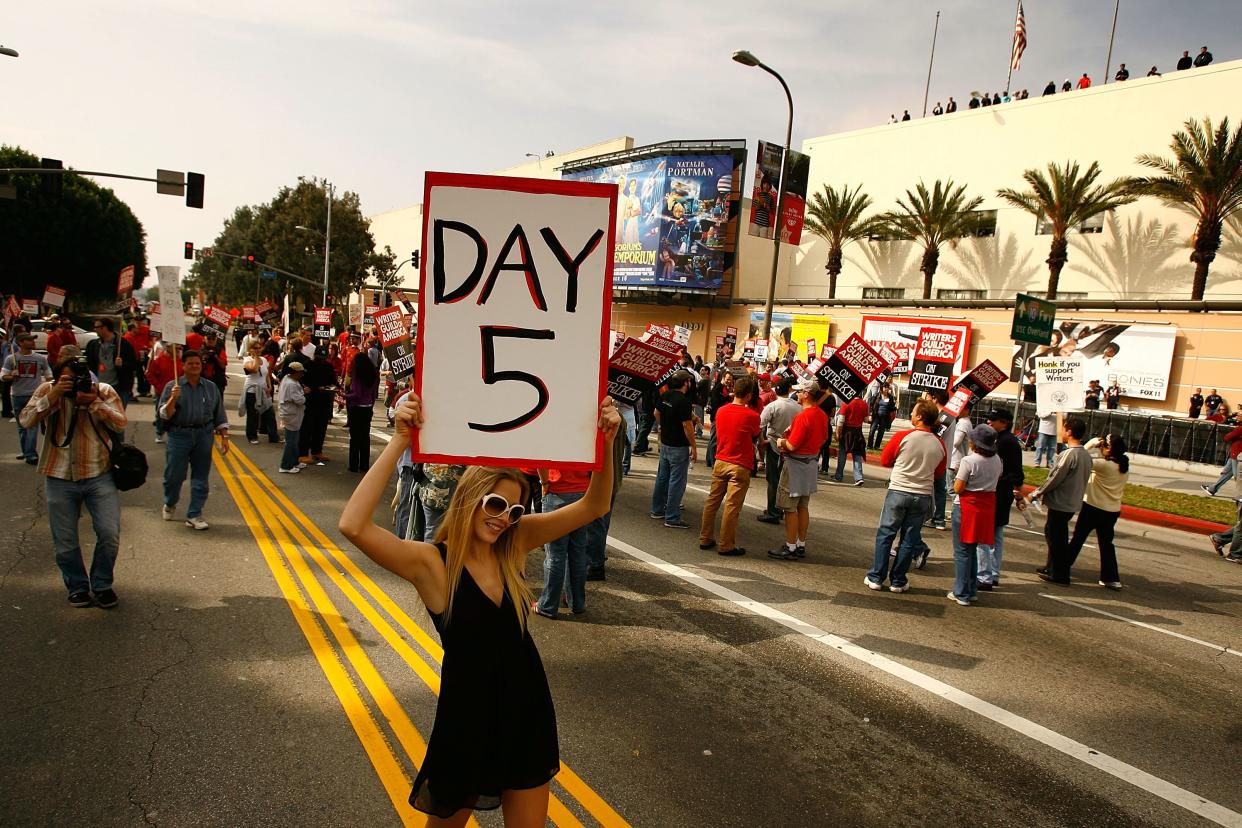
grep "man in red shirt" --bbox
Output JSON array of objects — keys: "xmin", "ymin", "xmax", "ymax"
[
  {"xmin": 1076, "ymin": 73, "xmax": 1092, "ymax": 89},
  {"xmin": 45, "ymin": 316, "xmax": 76, "ymax": 365},
  {"xmin": 125, "ymin": 318, "xmax": 153, "ymax": 396},
  {"xmin": 833, "ymin": 395, "xmax": 869, "ymax": 486},
  {"xmin": 769, "ymin": 380, "xmax": 830, "ymax": 560},
  {"xmin": 699, "ymin": 376, "xmax": 761, "ymax": 556}
]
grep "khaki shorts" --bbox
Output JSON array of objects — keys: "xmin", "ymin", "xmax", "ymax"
[{"xmin": 776, "ymin": 476, "xmax": 810, "ymax": 512}]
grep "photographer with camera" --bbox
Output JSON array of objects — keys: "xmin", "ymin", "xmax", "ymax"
[{"xmin": 18, "ymin": 354, "xmax": 128, "ymax": 609}]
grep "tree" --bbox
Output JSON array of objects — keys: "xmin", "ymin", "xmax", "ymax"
[
  {"xmin": 190, "ymin": 177, "xmax": 377, "ymax": 313},
  {"xmin": 876, "ymin": 180, "xmax": 985, "ymax": 299},
  {"xmin": 802, "ymin": 184, "xmax": 880, "ymax": 298},
  {"xmin": 1128, "ymin": 117, "xmax": 1242, "ymax": 301},
  {"xmin": 0, "ymin": 145, "xmax": 147, "ymax": 308},
  {"xmin": 997, "ymin": 160, "xmax": 1135, "ymax": 299}
]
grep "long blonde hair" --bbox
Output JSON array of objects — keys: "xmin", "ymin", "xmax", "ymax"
[{"xmin": 433, "ymin": 466, "xmax": 532, "ymax": 633}]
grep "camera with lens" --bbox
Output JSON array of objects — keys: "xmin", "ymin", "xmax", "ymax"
[{"xmin": 68, "ymin": 358, "xmax": 94, "ymax": 395}]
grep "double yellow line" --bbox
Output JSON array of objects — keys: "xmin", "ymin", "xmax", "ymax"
[{"xmin": 214, "ymin": 446, "xmax": 630, "ymax": 828}]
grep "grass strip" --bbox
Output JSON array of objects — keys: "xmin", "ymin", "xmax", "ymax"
[{"xmin": 1023, "ymin": 466, "xmax": 1237, "ymax": 524}]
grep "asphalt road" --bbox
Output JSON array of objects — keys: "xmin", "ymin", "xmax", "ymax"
[{"xmin": 1, "ymin": 374, "xmax": 1239, "ymax": 827}]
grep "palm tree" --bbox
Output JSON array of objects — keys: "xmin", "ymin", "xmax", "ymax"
[
  {"xmin": 802, "ymin": 184, "xmax": 880, "ymax": 298},
  {"xmin": 997, "ymin": 160, "xmax": 1135, "ymax": 300},
  {"xmin": 876, "ymin": 180, "xmax": 985, "ymax": 299},
  {"xmin": 1128, "ymin": 117, "xmax": 1242, "ymax": 301}
]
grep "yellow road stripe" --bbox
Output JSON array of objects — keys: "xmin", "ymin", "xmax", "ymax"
[
  {"xmin": 213, "ymin": 450, "xmax": 420, "ymax": 827},
  {"xmin": 229, "ymin": 448, "xmax": 630, "ymax": 827}
]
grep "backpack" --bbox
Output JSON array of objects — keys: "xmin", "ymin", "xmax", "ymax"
[{"xmin": 89, "ymin": 415, "xmax": 149, "ymax": 491}]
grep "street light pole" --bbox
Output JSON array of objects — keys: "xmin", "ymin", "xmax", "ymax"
[
  {"xmin": 322, "ymin": 182, "xmax": 333, "ymax": 306},
  {"xmin": 733, "ymin": 49, "xmax": 794, "ymax": 345}
]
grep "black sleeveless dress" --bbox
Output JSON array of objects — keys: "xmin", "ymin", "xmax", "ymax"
[{"xmin": 409, "ymin": 544, "xmax": 560, "ymax": 817}]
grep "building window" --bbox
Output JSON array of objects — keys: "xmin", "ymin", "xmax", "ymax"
[
  {"xmin": 1036, "ymin": 212, "xmax": 1110, "ymax": 235},
  {"xmin": 863, "ymin": 287, "xmax": 906, "ymax": 299},
  {"xmin": 1053, "ymin": 291, "xmax": 1090, "ymax": 300},
  {"xmin": 936, "ymin": 289, "xmax": 987, "ymax": 301},
  {"xmin": 970, "ymin": 209, "xmax": 998, "ymax": 237}
]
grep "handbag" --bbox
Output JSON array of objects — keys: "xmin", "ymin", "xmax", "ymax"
[{"xmin": 89, "ymin": 415, "xmax": 149, "ymax": 491}]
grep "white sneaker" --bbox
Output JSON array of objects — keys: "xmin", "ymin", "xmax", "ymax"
[
  {"xmin": 161, "ymin": 505, "xmax": 174, "ymax": 521},
  {"xmin": 297, "ymin": 462, "xmax": 309, "ymax": 469},
  {"xmin": 278, "ymin": 466, "xmax": 301, "ymax": 474},
  {"xmin": 946, "ymin": 591, "xmax": 970, "ymax": 606},
  {"xmin": 185, "ymin": 516, "xmax": 209, "ymax": 530},
  {"xmin": 1099, "ymin": 580, "xmax": 1123, "ymax": 590},
  {"xmin": 863, "ymin": 577, "xmax": 883, "ymax": 591},
  {"xmin": 889, "ymin": 583, "xmax": 910, "ymax": 593},
  {"xmin": 154, "ymin": 434, "xmax": 164, "ymax": 443}
]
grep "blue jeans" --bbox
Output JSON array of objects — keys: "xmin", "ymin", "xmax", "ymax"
[
  {"xmin": 834, "ymin": 446, "xmax": 864, "ymax": 482},
  {"xmin": 394, "ymin": 468, "xmax": 417, "ymax": 539},
  {"xmin": 651, "ymin": 443, "xmax": 690, "ymax": 522},
  {"xmin": 932, "ymin": 474, "xmax": 948, "ymax": 524},
  {"xmin": 1209, "ymin": 458, "xmax": 1237, "ymax": 495},
  {"xmin": 867, "ymin": 489, "xmax": 931, "ymax": 588},
  {"xmin": 585, "ymin": 510, "xmax": 611, "ymax": 571},
  {"xmin": 620, "ymin": 405, "xmax": 637, "ymax": 474},
  {"xmin": 45, "ymin": 473, "xmax": 121, "ymax": 594},
  {"xmin": 977, "ymin": 525, "xmax": 1005, "ymax": 584},
  {"xmin": 14, "ymin": 394, "xmax": 37, "ymax": 460},
  {"xmin": 1034, "ymin": 433, "xmax": 1057, "ymax": 467},
  {"xmin": 421, "ymin": 501, "xmax": 446, "ymax": 543},
  {"xmin": 951, "ymin": 502, "xmax": 978, "ymax": 601},
  {"xmin": 164, "ymin": 426, "xmax": 214, "ymax": 518},
  {"xmin": 281, "ymin": 427, "xmax": 302, "ymax": 471},
  {"xmin": 538, "ymin": 491, "xmax": 588, "ymax": 615}
]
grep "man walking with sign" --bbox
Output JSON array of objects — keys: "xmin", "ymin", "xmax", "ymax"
[{"xmin": 159, "ymin": 351, "xmax": 230, "ymax": 530}]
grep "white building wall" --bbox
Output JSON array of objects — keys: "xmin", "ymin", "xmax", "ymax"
[{"xmin": 764, "ymin": 59, "xmax": 1242, "ymax": 303}]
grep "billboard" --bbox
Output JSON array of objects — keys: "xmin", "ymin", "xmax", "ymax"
[
  {"xmin": 747, "ymin": 310, "xmax": 831, "ymax": 362},
  {"xmin": 748, "ymin": 141, "xmax": 810, "ymax": 244},
  {"xmin": 1010, "ymin": 321, "xmax": 1176, "ymax": 401},
  {"xmin": 860, "ymin": 315, "xmax": 971, "ymax": 378},
  {"xmin": 563, "ymin": 151, "xmax": 741, "ymax": 291}
]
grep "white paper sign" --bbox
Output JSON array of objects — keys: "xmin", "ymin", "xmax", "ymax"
[
  {"xmin": 1035, "ymin": 356, "xmax": 1084, "ymax": 416},
  {"xmin": 673, "ymin": 325, "xmax": 692, "ymax": 346},
  {"xmin": 754, "ymin": 341, "xmax": 769, "ymax": 362},
  {"xmin": 155, "ymin": 266, "xmax": 186, "ymax": 345},
  {"xmin": 415, "ymin": 173, "xmax": 615, "ymax": 469}
]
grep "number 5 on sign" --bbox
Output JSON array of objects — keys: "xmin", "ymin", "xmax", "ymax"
[{"xmin": 414, "ymin": 172, "xmax": 616, "ymax": 470}]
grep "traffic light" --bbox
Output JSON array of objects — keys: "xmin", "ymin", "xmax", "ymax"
[
  {"xmin": 186, "ymin": 172, "xmax": 205, "ymax": 209},
  {"xmin": 411, "ymin": 250, "xmax": 420, "ymax": 269},
  {"xmin": 245, "ymin": 254, "xmax": 256, "ymax": 269},
  {"xmin": 40, "ymin": 158, "xmax": 63, "ymax": 201},
  {"xmin": 184, "ymin": 241, "xmax": 194, "ymax": 260}
]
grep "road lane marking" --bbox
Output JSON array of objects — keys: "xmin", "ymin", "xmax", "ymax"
[
  {"xmin": 606, "ymin": 534, "xmax": 1242, "ymax": 828},
  {"xmin": 230, "ymin": 446, "xmax": 627, "ymax": 828},
  {"xmin": 1039, "ymin": 593, "xmax": 1242, "ymax": 659},
  {"xmin": 214, "ymin": 450, "xmax": 422, "ymax": 826}
]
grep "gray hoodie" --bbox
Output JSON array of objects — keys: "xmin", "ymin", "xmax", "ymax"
[{"xmin": 1034, "ymin": 444, "xmax": 1092, "ymax": 513}]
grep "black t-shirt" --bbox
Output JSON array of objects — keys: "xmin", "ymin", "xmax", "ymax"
[
  {"xmin": 658, "ymin": 390, "xmax": 693, "ymax": 447},
  {"xmin": 1085, "ymin": 389, "xmax": 1101, "ymax": 409},
  {"xmin": 1189, "ymin": 393, "xmax": 1204, "ymax": 414},
  {"xmin": 1206, "ymin": 394, "xmax": 1223, "ymax": 412},
  {"xmin": 1105, "ymin": 387, "xmax": 1121, "ymax": 408}
]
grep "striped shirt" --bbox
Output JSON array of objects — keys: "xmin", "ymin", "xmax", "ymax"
[{"xmin": 19, "ymin": 381, "xmax": 128, "ymax": 481}]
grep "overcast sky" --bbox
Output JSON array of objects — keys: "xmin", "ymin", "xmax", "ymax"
[{"xmin": 5, "ymin": 0, "xmax": 1237, "ymax": 281}]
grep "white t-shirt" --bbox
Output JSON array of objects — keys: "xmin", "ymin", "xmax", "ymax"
[
  {"xmin": 1038, "ymin": 413, "xmax": 1058, "ymax": 436},
  {"xmin": 242, "ymin": 355, "xmax": 268, "ymax": 392},
  {"xmin": 953, "ymin": 452, "xmax": 1003, "ymax": 503}
]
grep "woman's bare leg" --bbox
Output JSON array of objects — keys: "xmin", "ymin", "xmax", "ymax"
[
  {"xmin": 426, "ymin": 808, "xmax": 472, "ymax": 828},
  {"xmin": 499, "ymin": 783, "xmax": 550, "ymax": 828}
]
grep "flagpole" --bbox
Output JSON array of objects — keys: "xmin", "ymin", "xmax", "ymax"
[
  {"xmin": 922, "ymin": 10, "xmax": 940, "ymax": 117},
  {"xmin": 1103, "ymin": 0, "xmax": 1120, "ymax": 83},
  {"xmin": 1005, "ymin": 0, "xmax": 1021, "ymax": 93}
]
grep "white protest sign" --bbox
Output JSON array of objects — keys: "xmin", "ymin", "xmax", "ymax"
[
  {"xmin": 1035, "ymin": 356, "xmax": 1084, "ymax": 416},
  {"xmin": 155, "ymin": 266, "xmax": 185, "ymax": 345},
  {"xmin": 672, "ymin": 325, "xmax": 691, "ymax": 346},
  {"xmin": 754, "ymin": 341, "xmax": 769, "ymax": 362},
  {"xmin": 42, "ymin": 285, "xmax": 67, "ymax": 308},
  {"xmin": 415, "ymin": 173, "xmax": 615, "ymax": 469}
]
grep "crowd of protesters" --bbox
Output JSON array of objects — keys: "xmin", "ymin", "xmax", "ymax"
[{"xmin": 909, "ymin": 45, "xmax": 1218, "ymax": 124}]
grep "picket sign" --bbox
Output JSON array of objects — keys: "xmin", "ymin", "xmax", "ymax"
[{"xmin": 414, "ymin": 173, "xmax": 615, "ymax": 469}]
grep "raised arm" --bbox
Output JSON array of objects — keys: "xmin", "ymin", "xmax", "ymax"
[
  {"xmin": 516, "ymin": 398, "xmax": 621, "ymax": 551},
  {"xmin": 338, "ymin": 394, "xmax": 447, "ymax": 612}
]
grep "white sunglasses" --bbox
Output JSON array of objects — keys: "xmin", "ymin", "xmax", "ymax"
[{"xmin": 480, "ymin": 493, "xmax": 525, "ymax": 524}]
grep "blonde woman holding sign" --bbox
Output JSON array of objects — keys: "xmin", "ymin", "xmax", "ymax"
[{"xmin": 339, "ymin": 393, "xmax": 620, "ymax": 826}]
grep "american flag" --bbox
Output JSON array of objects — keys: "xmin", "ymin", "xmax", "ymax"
[{"xmin": 1011, "ymin": 2, "xmax": 1027, "ymax": 71}]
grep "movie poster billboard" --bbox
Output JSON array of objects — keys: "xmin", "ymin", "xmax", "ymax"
[
  {"xmin": 563, "ymin": 153, "xmax": 739, "ymax": 291},
  {"xmin": 747, "ymin": 310, "xmax": 831, "ymax": 362},
  {"xmin": 747, "ymin": 142, "xmax": 810, "ymax": 244},
  {"xmin": 860, "ymin": 315, "xmax": 971, "ymax": 377},
  {"xmin": 1009, "ymin": 320, "xmax": 1177, "ymax": 401}
]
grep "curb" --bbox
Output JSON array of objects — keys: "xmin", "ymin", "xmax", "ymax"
[{"xmin": 1018, "ymin": 485, "xmax": 1230, "ymax": 535}]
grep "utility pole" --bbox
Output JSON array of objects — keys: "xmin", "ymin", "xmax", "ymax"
[{"xmin": 322, "ymin": 182, "xmax": 333, "ymax": 305}]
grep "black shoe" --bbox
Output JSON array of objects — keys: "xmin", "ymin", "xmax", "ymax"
[
  {"xmin": 68, "ymin": 590, "xmax": 93, "ymax": 608},
  {"xmin": 585, "ymin": 568, "xmax": 606, "ymax": 582},
  {"xmin": 94, "ymin": 589, "xmax": 119, "ymax": 609},
  {"xmin": 756, "ymin": 513, "xmax": 782, "ymax": 524},
  {"xmin": 1035, "ymin": 567, "xmax": 1051, "ymax": 576},
  {"xmin": 699, "ymin": 540, "xmax": 717, "ymax": 550},
  {"xmin": 977, "ymin": 581, "xmax": 994, "ymax": 591},
  {"xmin": 767, "ymin": 547, "xmax": 796, "ymax": 560},
  {"xmin": 719, "ymin": 547, "xmax": 746, "ymax": 556},
  {"xmin": 15, "ymin": 454, "xmax": 26, "ymax": 460},
  {"xmin": 663, "ymin": 519, "xmax": 691, "ymax": 529},
  {"xmin": 1210, "ymin": 536, "xmax": 1225, "ymax": 557},
  {"xmin": 25, "ymin": 458, "xmax": 37, "ymax": 465},
  {"xmin": 793, "ymin": 544, "xmax": 806, "ymax": 558},
  {"xmin": 648, "ymin": 512, "xmax": 665, "ymax": 520},
  {"xmin": 915, "ymin": 548, "xmax": 930, "ymax": 569},
  {"xmin": 1038, "ymin": 572, "xmax": 1071, "ymax": 585}
]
